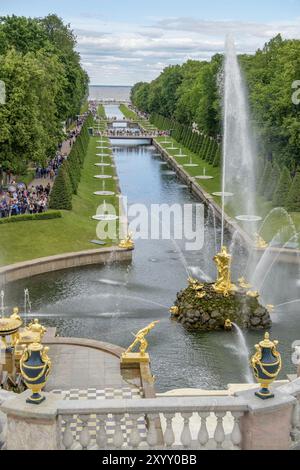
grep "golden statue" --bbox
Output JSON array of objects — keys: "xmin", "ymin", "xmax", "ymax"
[
  {"xmin": 188, "ymin": 277, "xmax": 204, "ymax": 292},
  {"xmin": 224, "ymin": 319, "xmax": 233, "ymax": 331},
  {"xmin": 238, "ymin": 277, "xmax": 252, "ymax": 290},
  {"xmin": 254, "ymin": 233, "xmax": 268, "ymax": 249},
  {"xmin": 10, "ymin": 307, "xmax": 23, "ymax": 346},
  {"xmin": 247, "ymin": 290, "xmax": 260, "ymax": 299},
  {"xmin": 27, "ymin": 319, "xmax": 47, "ymax": 340},
  {"xmin": 125, "ymin": 321, "xmax": 159, "ymax": 356},
  {"xmin": 170, "ymin": 306, "xmax": 179, "ymax": 316},
  {"xmin": 196, "ymin": 291, "xmax": 206, "ymax": 299},
  {"xmin": 266, "ymin": 304, "xmax": 275, "ymax": 313},
  {"xmin": 213, "ymin": 246, "xmax": 236, "ymax": 297},
  {"xmin": 119, "ymin": 232, "xmax": 135, "ymax": 250}
]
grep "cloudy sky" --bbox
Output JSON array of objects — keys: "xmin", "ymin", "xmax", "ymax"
[{"xmin": 1, "ymin": 0, "xmax": 300, "ymax": 85}]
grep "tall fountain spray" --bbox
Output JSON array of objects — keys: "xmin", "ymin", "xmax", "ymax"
[{"xmin": 221, "ymin": 36, "xmax": 261, "ymax": 246}]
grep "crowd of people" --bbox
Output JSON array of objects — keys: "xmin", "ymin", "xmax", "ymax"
[
  {"xmin": 0, "ymin": 182, "xmax": 51, "ymax": 218},
  {"xmin": 0, "ymin": 114, "xmax": 87, "ymax": 219}
]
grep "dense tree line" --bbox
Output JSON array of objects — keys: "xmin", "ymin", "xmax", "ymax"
[
  {"xmin": 131, "ymin": 35, "xmax": 300, "ymax": 210},
  {"xmin": 0, "ymin": 14, "xmax": 89, "ymax": 175}
]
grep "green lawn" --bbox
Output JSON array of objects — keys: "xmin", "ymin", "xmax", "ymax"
[
  {"xmin": 0, "ymin": 136, "xmax": 120, "ymax": 266},
  {"xmin": 118, "ymin": 104, "xmax": 300, "ymax": 243}
]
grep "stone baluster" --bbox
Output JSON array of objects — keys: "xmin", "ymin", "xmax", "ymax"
[
  {"xmin": 163, "ymin": 413, "xmax": 175, "ymax": 448},
  {"xmin": 180, "ymin": 413, "xmax": 192, "ymax": 448},
  {"xmin": 214, "ymin": 412, "xmax": 226, "ymax": 449},
  {"xmin": 96, "ymin": 414, "xmax": 107, "ymax": 450},
  {"xmin": 230, "ymin": 412, "xmax": 243, "ymax": 449},
  {"xmin": 129, "ymin": 414, "xmax": 142, "ymax": 448},
  {"xmin": 291, "ymin": 399, "xmax": 300, "ymax": 443},
  {"xmin": 79, "ymin": 415, "xmax": 91, "ymax": 450},
  {"xmin": 146, "ymin": 414, "xmax": 158, "ymax": 448},
  {"xmin": 113, "ymin": 414, "xmax": 124, "ymax": 449},
  {"xmin": 62, "ymin": 415, "xmax": 75, "ymax": 450},
  {"xmin": 198, "ymin": 412, "xmax": 210, "ymax": 449}
]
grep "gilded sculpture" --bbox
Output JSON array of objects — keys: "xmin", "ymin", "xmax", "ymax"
[
  {"xmin": 213, "ymin": 246, "xmax": 236, "ymax": 297},
  {"xmin": 124, "ymin": 321, "xmax": 159, "ymax": 356},
  {"xmin": 254, "ymin": 233, "xmax": 268, "ymax": 249},
  {"xmin": 119, "ymin": 232, "xmax": 135, "ymax": 250}
]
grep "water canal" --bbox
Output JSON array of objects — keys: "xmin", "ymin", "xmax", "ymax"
[{"xmin": 5, "ymin": 106, "xmax": 300, "ymax": 392}]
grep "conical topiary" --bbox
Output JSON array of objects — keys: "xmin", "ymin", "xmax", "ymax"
[
  {"xmin": 273, "ymin": 166, "xmax": 292, "ymax": 208},
  {"xmin": 258, "ymin": 161, "xmax": 272, "ymax": 196},
  {"xmin": 264, "ymin": 162, "xmax": 281, "ymax": 201},
  {"xmin": 49, "ymin": 162, "xmax": 73, "ymax": 210},
  {"xmin": 286, "ymin": 171, "xmax": 300, "ymax": 212}
]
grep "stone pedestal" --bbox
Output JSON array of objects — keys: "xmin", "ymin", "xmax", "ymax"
[
  {"xmin": 120, "ymin": 353, "xmax": 149, "ymax": 369},
  {"xmin": 236, "ymin": 388, "xmax": 296, "ymax": 450},
  {"xmin": 0, "ymin": 390, "xmax": 60, "ymax": 450}
]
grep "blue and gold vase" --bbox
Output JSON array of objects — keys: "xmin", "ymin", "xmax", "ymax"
[
  {"xmin": 251, "ymin": 332, "xmax": 282, "ymax": 400},
  {"xmin": 20, "ymin": 343, "xmax": 51, "ymax": 405}
]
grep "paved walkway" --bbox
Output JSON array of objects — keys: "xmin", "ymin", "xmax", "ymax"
[
  {"xmin": 44, "ymin": 343, "xmax": 141, "ymax": 392},
  {"xmin": 29, "ymin": 139, "xmax": 74, "ymax": 189}
]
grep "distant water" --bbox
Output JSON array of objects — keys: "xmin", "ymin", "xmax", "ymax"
[{"xmin": 89, "ymin": 85, "xmax": 131, "ymax": 101}]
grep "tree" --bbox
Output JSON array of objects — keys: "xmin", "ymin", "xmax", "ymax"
[
  {"xmin": 49, "ymin": 162, "xmax": 73, "ymax": 210},
  {"xmin": 273, "ymin": 166, "xmax": 292, "ymax": 207},
  {"xmin": 264, "ymin": 162, "xmax": 281, "ymax": 201},
  {"xmin": 286, "ymin": 171, "xmax": 300, "ymax": 212},
  {"xmin": 258, "ymin": 161, "xmax": 273, "ymax": 196}
]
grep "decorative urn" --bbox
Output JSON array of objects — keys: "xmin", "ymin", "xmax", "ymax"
[
  {"xmin": 250, "ymin": 332, "xmax": 282, "ymax": 400},
  {"xmin": 20, "ymin": 342, "xmax": 51, "ymax": 404}
]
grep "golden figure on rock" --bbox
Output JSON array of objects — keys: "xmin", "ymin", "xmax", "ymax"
[
  {"xmin": 238, "ymin": 277, "xmax": 252, "ymax": 290},
  {"xmin": 170, "ymin": 306, "xmax": 179, "ymax": 316},
  {"xmin": 254, "ymin": 233, "xmax": 268, "ymax": 249},
  {"xmin": 119, "ymin": 232, "xmax": 135, "ymax": 250},
  {"xmin": 121, "ymin": 321, "xmax": 159, "ymax": 365},
  {"xmin": 213, "ymin": 246, "xmax": 237, "ymax": 297},
  {"xmin": 224, "ymin": 319, "xmax": 233, "ymax": 331},
  {"xmin": 247, "ymin": 290, "xmax": 260, "ymax": 299}
]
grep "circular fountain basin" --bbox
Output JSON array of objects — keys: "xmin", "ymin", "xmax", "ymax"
[
  {"xmin": 94, "ymin": 175, "xmax": 112, "ymax": 179},
  {"xmin": 96, "ymin": 153, "xmax": 111, "ymax": 157},
  {"xmin": 235, "ymin": 215, "xmax": 263, "ymax": 222},
  {"xmin": 166, "ymin": 147, "xmax": 179, "ymax": 151},
  {"xmin": 94, "ymin": 191, "xmax": 115, "ymax": 196},
  {"xmin": 183, "ymin": 163, "xmax": 199, "ymax": 167},
  {"xmin": 195, "ymin": 175, "xmax": 214, "ymax": 180},
  {"xmin": 161, "ymin": 141, "xmax": 172, "ymax": 144},
  {"xmin": 94, "ymin": 163, "xmax": 111, "ymax": 167},
  {"xmin": 96, "ymin": 146, "xmax": 110, "ymax": 150},
  {"xmin": 92, "ymin": 215, "xmax": 119, "ymax": 222},
  {"xmin": 174, "ymin": 154, "xmax": 188, "ymax": 158},
  {"xmin": 212, "ymin": 192, "xmax": 234, "ymax": 197},
  {"xmin": 97, "ymin": 140, "xmax": 108, "ymax": 143}
]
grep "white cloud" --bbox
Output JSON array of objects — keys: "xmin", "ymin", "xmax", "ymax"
[{"xmin": 70, "ymin": 15, "xmax": 300, "ymax": 85}]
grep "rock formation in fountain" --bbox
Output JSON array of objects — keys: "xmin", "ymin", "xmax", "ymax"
[{"xmin": 171, "ymin": 247, "xmax": 271, "ymax": 331}]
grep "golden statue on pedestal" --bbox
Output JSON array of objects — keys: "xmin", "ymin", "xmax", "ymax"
[
  {"xmin": 213, "ymin": 246, "xmax": 236, "ymax": 297},
  {"xmin": 125, "ymin": 321, "xmax": 159, "ymax": 357},
  {"xmin": 119, "ymin": 232, "xmax": 135, "ymax": 250},
  {"xmin": 254, "ymin": 233, "xmax": 268, "ymax": 249}
]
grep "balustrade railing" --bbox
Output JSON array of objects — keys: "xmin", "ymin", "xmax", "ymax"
[{"xmin": 57, "ymin": 397, "xmax": 248, "ymax": 450}]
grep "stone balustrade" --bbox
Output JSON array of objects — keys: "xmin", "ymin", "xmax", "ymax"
[
  {"xmin": 1, "ymin": 383, "xmax": 300, "ymax": 450},
  {"xmin": 58, "ymin": 396, "xmax": 248, "ymax": 450}
]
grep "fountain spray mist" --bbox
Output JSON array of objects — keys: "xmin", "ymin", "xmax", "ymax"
[{"xmin": 221, "ymin": 36, "xmax": 259, "ymax": 246}]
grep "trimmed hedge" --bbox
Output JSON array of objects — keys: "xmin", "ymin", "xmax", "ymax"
[
  {"xmin": 50, "ymin": 114, "xmax": 94, "ymax": 210},
  {"xmin": 150, "ymin": 113, "xmax": 220, "ymax": 166},
  {"xmin": 0, "ymin": 211, "xmax": 62, "ymax": 225}
]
